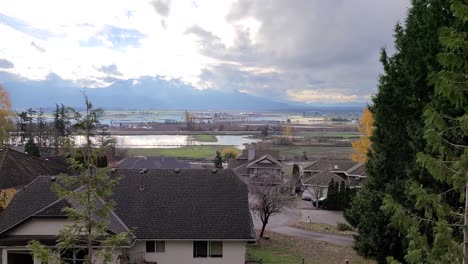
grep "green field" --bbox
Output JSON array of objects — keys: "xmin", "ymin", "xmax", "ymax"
[
  {"xmin": 190, "ymin": 134, "xmax": 218, "ymax": 142},
  {"xmin": 272, "ymin": 146, "xmax": 352, "ymax": 159},
  {"xmin": 127, "ymin": 145, "xmax": 351, "ymax": 160},
  {"xmin": 296, "ymin": 131, "xmax": 359, "ymax": 138},
  {"xmin": 127, "ymin": 146, "xmax": 229, "ymax": 159},
  {"xmin": 247, "ymin": 232, "xmax": 370, "ymax": 264}
]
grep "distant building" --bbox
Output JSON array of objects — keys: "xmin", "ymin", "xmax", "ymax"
[
  {"xmin": 228, "ymin": 143, "xmax": 286, "ymax": 191},
  {"xmin": 301, "ymin": 159, "xmax": 366, "ymax": 198}
]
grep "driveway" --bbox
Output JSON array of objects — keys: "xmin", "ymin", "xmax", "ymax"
[
  {"xmin": 250, "ymin": 197, "xmax": 354, "ymax": 246},
  {"xmin": 297, "ymin": 199, "xmax": 348, "ymax": 226}
]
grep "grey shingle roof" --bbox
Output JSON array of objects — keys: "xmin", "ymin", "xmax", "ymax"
[
  {"xmin": 0, "ymin": 170, "xmax": 255, "ymax": 242},
  {"xmin": 0, "ymin": 148, "xmax": 70, "ymax": 189},
  {"xmin": 116, "ymin": 156, "xmax": 190, "ymax": 169},
  {"xmin": 0, "ymin": 176, "xmax": 59, "ymax": 235},
  {"xmin": 111, "ymin": 169, "xmax": 255, "ymax": 240},
  {"xmin": 0, "ymin": 176, "xmax": 131, "ymax": 241},
  {"xmin": 302, "ymin": 159, "xmax": 357, "ymax": 172},
  {"xmin": 302, "ymin": 170, "xmax": 346, "ymax": 186}
]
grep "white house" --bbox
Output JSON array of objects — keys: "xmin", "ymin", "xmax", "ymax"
[{"xmin": 0, "ymin": 169, "xmax": 256, "ymax": 264}]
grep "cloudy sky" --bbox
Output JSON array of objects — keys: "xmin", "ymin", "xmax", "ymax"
[{"xmin": 0, "ymin": 0, "xmax": 409, "ymax": 104}]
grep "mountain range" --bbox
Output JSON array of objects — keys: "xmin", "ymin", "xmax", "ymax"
[{"xmin": 1, "ymin": 71, "xmax": 299, "ymax": 110}]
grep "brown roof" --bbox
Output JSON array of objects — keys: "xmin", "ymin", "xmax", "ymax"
[
  {"xmin": 246, "ymin": 155, "xmax": 283, "ymax": 169},
  {"xmin": 0, "ymin": 148, "xmax": 70, "ymax": 189}
]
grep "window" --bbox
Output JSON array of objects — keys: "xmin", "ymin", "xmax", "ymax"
[
  {"xmin": 193, "ymin": 241, "xmax": 208, "ymax": 258},
  {"xmin": 193, "ymin": 241, "xmax": 223, "ymax": 258},
  {"xmin": 146, "ymin": 241, "xmax": 155, "ymax": 253},
  {"xmin": 209, "ymin": 241, "xmax": 223, "ymax": 258},
  {"xmin": 156, "ymin": 241, "xmax": 165, "ymax": 253}
]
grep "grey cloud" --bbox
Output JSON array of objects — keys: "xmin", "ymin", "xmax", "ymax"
[
  {"xmin": 193, "ymin": 0, "xmax": 409, "ymax": 104},
  {"xmin": 96, "ymin": 64, "xmax": 122, "ymax": 76},
  {"xmin": 31, "ymin": 41, "xmax": 46, "ymax": 53},
  {"xmin": 151, "ymin": 0, "xmax": 171, "ymax": 17},
  {"xmin": 0, "ymin": 58, "xmax": 14, "ymax": 69}
]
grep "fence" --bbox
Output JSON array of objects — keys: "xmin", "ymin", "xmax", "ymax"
[{"xmin": 246, "ymin": 259, "xmax": 351, "ymax": 264}]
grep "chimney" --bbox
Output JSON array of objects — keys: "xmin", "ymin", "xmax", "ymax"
[{"xmin": 248, "ymin": 144, "xmax": 255, "ymax": 161}]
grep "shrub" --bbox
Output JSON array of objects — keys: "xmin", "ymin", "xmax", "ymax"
[{"xmin": 336, "ymin": 222, "xmax": 353, "ymax": 231}]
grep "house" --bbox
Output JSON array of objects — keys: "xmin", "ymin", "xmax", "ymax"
[
  {"xmin": 0, "ymin": 169, "xmax": 256, "ymax": 264},
  {"xmin": 301, "ymin": 159, "xmax": 366, "ymax": 199},
  {"xmin": 228, "ymin": 143, "xmax": 286, "ymax": 191},
  {"xmin": 0, "ymin": 148, "xmax": 70, "ymax": 190},
  {"xmin": 114, "ymin": 156, "xmax": 191, "ymax": 169}
]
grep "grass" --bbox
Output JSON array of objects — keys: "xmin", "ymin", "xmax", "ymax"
[
  {"xmin": 247, "ymin": 232, "xmax": 373, "ymax": 264},
  {"xmin": 293, "ymin": 222, "xmax": 356, "ymax": 236},
  {"xmin": 296, "ymin": 131, "xmax": 359, "ymax": 138},
  {"xmin": 190, "ymin": 134, "xmax": 218, "ymax": 142},
  {"xmin": 271, "ymin": 145, "xmax": 352, "ymax": 159},
  {"xmin": 127, "ymin": 146, "xmax": 230, "ymax": 159}
]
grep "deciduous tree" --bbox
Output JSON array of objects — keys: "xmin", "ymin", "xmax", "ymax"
[
  {"xmin": 351, "ymin": 107, "xmax": 373, "ymax": 163},
  {"xmin": 251, "ymin": 185, "xmax": 284, "ymax": 238},
  {"xmin": 0, "ymin": 85, "xmax": 12, "ymax": 146}
]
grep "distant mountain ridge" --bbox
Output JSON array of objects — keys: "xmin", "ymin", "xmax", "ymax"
[
  {"xmin": 1, "ymin": 72, "xmax": 296, "ymax": 110},
  {"xmin": 1, "ymin": 72, "xmax": 297, "ymax": 110}
]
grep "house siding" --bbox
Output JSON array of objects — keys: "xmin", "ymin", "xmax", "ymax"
[
  {"xmin": 129, "ymin": 240, "xmax": 246, "ymax": 264},
  {"xmin": 6, "ymin": 219, "xmax": 71, "ymax": 236}
]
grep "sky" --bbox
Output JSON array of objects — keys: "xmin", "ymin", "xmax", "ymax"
[{"xmin": 0, "ymin": 0, "xmax": 410, "ymax": 105}]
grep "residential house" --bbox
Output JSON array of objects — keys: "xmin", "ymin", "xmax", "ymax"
[
  {"xmin": 0, "ymin": 169, "xmax": 256, "ymax": 264},
  {"xmin": 301, "ymin": 159, "xmax": 366, "ymax": 199},
  {"xmin": 228, "ymin": 143, "xmax": 286, "ymax": 191},
  {"xmin": 0, "ymin": 148, "xmax": 70, "ymax": 190}
]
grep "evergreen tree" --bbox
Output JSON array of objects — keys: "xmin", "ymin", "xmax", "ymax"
[
  {"xmin": 326, "ymin": 179, "xmax": 336, "ymax": 210},
  {"xmin": 25, "ymin": 138, "xmax": 40, "ymax": 157},
  {"xmin": 29, "ymin": 95, "xmax": 129, "ymax": 264},
  {"xmin": 339, "ymin": 181, "xmax": 346, "ymax": 211},
  {"xmin": 382, "ymin": 1, "xmax": 468, "ymax": 263},
  {"xmin": 344, "ymin": 1, "xmax": 454, "ymax": 263},
  {"xmin": 214, "ymin": 151, "xmax": 223, "ymax": 168}
]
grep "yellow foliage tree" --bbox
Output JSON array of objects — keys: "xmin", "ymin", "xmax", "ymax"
[
  {"xmin": 0, "ymin": 188, "xmax": 17, "ymax": 210},
  {"xmin": 0, "ymin": 85, "xmax": 12, "ymax": 145},
  {"xmin": 351, "ymin": 107, "xmax": 374, "ymax": 163},
  {"xmin": 221, "ymin": 147, "xmax": 239, "ymax": 161}
]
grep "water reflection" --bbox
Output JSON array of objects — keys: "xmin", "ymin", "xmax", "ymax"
[{"xmin": 75, "ymin": 135, "xmax": 261, "ymax": 149}]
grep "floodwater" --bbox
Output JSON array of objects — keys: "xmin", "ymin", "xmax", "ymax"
[{"xmin": 75, "ymin": 135, "xmax": 261, "ymax": 149}]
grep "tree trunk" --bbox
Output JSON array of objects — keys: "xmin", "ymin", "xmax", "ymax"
[
  {"xmin": 259, "ymin": 221, "xmax": 267, "ymax": 238},
  {"xmin": 464, "ymin": 177, "xmax": 468, "ymax": 264}
]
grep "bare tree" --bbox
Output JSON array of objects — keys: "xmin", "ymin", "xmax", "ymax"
[
  {"xmin": 307, "ymin": 185, "xmax": 323, "ymax": 208},
  {"xmin": 251, "ymin": 185, "xmax": 285, "ymax": 238}
]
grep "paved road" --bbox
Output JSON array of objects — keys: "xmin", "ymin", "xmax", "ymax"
[
  {"xmin": 251, "ymin": 198, "xmax": 354, "ymax": 246},
  {"xmin": 270, "ymin": 226, "xmax": 353, "ymax": 247}
]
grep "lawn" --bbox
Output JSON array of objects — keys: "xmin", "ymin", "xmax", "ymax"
[
  {"xmin": 271, "ymin": 145, "xmax": 352, "ymax": 159},
  {"xmin": 296, "ymin": 131, "xmax": 359, "ymax": 138},
  {"xmin": 190, "ymin": 134, "xmax": 218, "ymax": 142},
  {"xmin": 293, "ymin": 222, "xmax": 356, "ymax": 236},
  {"xmin": 127, "ymin": 146, "xmax": 230, "ymax": 159},
  {"xmin": 247, "ymin": 232, "xmax": 373, "ymax": 264}
]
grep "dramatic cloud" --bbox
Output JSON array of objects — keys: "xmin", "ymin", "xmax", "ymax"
[
  {"xmin": 97, "ymin": 64, "xmax": 122, "ymax": 76},
  {"xmin": 151, "ymin": 0, "xmax": 171, "ymax": 17},
  {"xmin": 0, "ymin": 58, "xmax": 14, "ymax": 69},
  {"xmin": 192, "ymin": 0, "xmax": 409, "ymax": 103},
  {"xmin": 0, "ymin": 0, "xmax": 409, "ymax": 104},
  {"xmin": 30, "ymin": 41, "xmax": 46, "ymax": 52}
]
